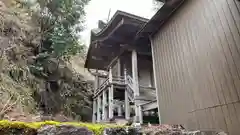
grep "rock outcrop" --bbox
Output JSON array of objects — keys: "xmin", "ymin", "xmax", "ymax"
[
  {"xmin": 0, "ymin": 120, "xmax": 228, "ymax": 135},
  {"xmin": 37, "ymin": 125, "xmax": 93, "ymax": 135},
  {"xmin": 105, "ymin": 126, "xmax": 227, "ymax": 135}
]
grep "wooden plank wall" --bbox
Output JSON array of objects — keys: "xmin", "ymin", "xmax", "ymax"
[{"xmin": 152, "ymin": 0, "xmax": 240, "ymax": 134}]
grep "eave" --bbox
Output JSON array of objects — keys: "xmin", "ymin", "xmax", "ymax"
[
  {"xmin": 92, "ymin": 10, "xmax": 148, "ymax": 40},
  {"xmin": 135, "ymin": 0, "xmax": 186, "ymax": 40}
]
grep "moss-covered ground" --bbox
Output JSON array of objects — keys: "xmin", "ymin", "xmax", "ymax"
[{"xmin": 0, "ymin": 120, "xmax": 123, "ymax": 135}]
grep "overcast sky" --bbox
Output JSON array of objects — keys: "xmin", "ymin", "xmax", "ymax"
[{"xmin": 81, "ymin": 0, "xmax": 157, "ymax": 46}]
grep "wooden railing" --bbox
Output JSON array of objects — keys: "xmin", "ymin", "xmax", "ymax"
[
  {"xmin": 126, "ymin": 75, "xmax": 134, "ymax": 89},
  {"xmin": 112, "ymin": 76, "xmax": 125, "ymax": 85},
  {"xmin": 94, "ymin": 76, "xmax": 126, "ymax": 96},
  {"xmin": 139, "ymin": 86, "xmax": 156, "ymax": 99},
  {"xmin": 95, "ymin": 78, "xmax": 109, "ymax": 96},
  {"xmin": 125, "ymin": 75, "xmax": 134, "ymax": 102},
  {"xmin": 126, "ymin": 87, "xmax": 134, "ymax": 102},
  {"xmin": 94, "ymin": 72, "xmax": 155, "ymax": 102},
  {"xmin": 139, "ymin": 85, "xmax": 155, "ymax": 92}
]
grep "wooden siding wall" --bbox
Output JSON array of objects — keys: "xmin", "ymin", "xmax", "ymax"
[{"xmin": 152, "ymin": 0, "xmax": 240, "ymax": 134}]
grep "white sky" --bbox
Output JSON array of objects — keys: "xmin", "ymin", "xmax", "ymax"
[{"xmin": 81, "ymin": 0, "xmax": 157, "ymax": 46}]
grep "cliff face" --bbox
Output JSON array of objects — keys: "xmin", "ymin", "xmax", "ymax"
[{"xmin": 0, "ymin": 0, "xmax": 94, "ymax": 122}]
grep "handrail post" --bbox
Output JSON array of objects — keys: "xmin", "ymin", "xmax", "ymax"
[
  {"xmin": 102, "ymin": 90, "xmax": 106, "ymax": 121},
  {"xmin": 92, "ymin": 99, "xmax": 97, "ymax": 123},
  {"xmin": 124, "ymin": 67, "xmax": 127, "ymax": 84},
  {"xmin": 108, "ymin": 66, "xmax": 113, "ymax": 119},
  {"xmin": 124, "ymin": 65, "xmax": 130, "ymax": 119},
  {"xmin": 125, "ymin": 89, "xmax": 130, "ymax": 120},
  {"xmin": 97, "ymin": 95, "xmax": 101, "ymax": 122},
  {"xmin": 109, "ymin": 67, "xmax": 112, "ymax": 83}
]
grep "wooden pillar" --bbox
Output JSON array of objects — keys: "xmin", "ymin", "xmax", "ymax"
[
  {"xmin": 124, "ymin": 67, "xmax": 130, "ymax": 119},
  {"xmin": 93, "ymin": 70, "xmax": 99, "ymax": 123},
  {"xmin": 109, "ymin": 67, "xmax": 113, "ymax": 83},
  {"xmin": 102, "ymin": 90, "xmax": 106, "ymax": 121},
  {"xmin": 108, "ymin": 67, "xmax": 114, "ymax": 119},
  {"xmin": 108, "ymin": 87, "xmax": 114, "ymax": 119},
  {"xmin": 92, "ymin": 99, "xmax": 97, "ymax": 123},
  {"xmin": 117, "ymin": 59, "xmax": 121, "ymax": 76},
  {"xmin": 125, "ymin": 91, "xmax": 130, "ymax": 119},
  {"xmin": 117, "ymin": 103, "xmax": 122, "ymax": 116},
  {"xmin": 124, "ymin": 66, "xmax": 127, "ymax": 83},
  {"xmin": 132, "ymin": 49, "xmax": 143, "ymax": 123},
  {"xmin": 97, "ymin": 95, "xmax": 101, "ymax": 122}
]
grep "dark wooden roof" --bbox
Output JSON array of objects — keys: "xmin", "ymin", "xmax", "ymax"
[
  {"xmin": 85, "ymin": 10, "xmax": 148, "ymax": 70},
  {"xmin": 135, "ymin": 0, "xmax": 185, "ymax": 40},
  {"xmin": 85, "ymin": 0, "xmax": 186, "ymax": 70}
]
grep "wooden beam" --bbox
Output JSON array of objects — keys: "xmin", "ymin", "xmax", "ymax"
[
  {"xmin": 103, "ymin": 36, "xmax": 133, "ymax": 44},
  {"xmin": 124, "ymin": 44, "xmax": 152, "ymax": 56}
]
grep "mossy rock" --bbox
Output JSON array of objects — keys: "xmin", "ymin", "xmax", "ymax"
[
  {"xmin": 0, "ymin": 120, "xmax": 124, "ymax": 135},
  {"xmin": 37, "ymin": 125, "xmax": 93, "ymax": 135},
  {"xmin": 0, "ymin": 127, "xmax": 37, "ymax": 135}
]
